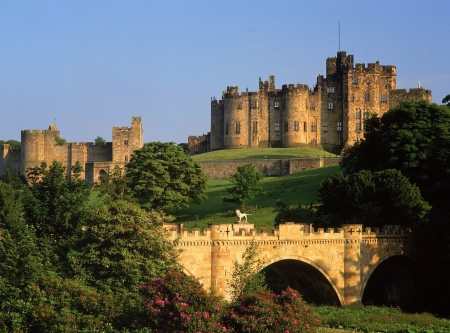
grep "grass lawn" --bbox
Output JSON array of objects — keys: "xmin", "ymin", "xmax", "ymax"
[
  {"xmin": 192, "ymin": 147, "xmax": 340, "ymax": 161},
  {"xmin": 167, "ymin": 164, "xmax": 340, "ymax": 230}
]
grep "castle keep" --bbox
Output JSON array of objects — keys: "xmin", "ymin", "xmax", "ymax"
[
  {"xmin": 195, "ymin": 51, "xmax": 431, "ymax": 154},
  {"xmin": 0, "ymin": 117, "xmax": 143, "ymax": 182}
]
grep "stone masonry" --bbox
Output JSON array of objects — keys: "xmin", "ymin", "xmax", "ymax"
[
  {"xmin": 0, "ymin": 117, "xmax": 143, "ymax": 183},
  {"xmin": 164, "ymin": 222, "xmax": 411, "ymax": 304}
]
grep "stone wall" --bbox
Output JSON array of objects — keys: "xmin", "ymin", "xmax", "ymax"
[{"xmin": 198, "ymin": 157, "xmax": 340, "ymax": 179}]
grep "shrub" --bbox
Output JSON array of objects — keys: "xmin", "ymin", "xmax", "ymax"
[
  {"xmin": 140, "ymin": 270, "xmax": 227, "ymax": 333},
  {"xmin": 225, "ymin": 287, "xmax": 321, "ymax": 333}
]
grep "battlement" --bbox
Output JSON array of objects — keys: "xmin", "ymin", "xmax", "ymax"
[
  {"xmin": 163, "ymin": 222, "xmax": 411, "ymax": 242},
  {"xmin": 67, "ymin": 141, "xmax": 112, "ymax": 148},
  {"xmin": 281, "ymin": 83, "xmax": 310, "ymax": 93},
  {"xmin": 350, "ymin": 62, "xmax": 396, "ymax": 74}
]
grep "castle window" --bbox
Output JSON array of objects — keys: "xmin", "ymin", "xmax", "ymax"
[
  {"xmin": 284, "ymin": 122, "xmax": 289, "ymax": 132},
  {"xmin": 328, "ymin": 102, "xmax": 334, "ymax": 110},
  {"xmin": 364, "ymin": 93, "xmax": 370, "ymax": 102},
  {"xmin": 337, "ymin": 121, "xmax": 342, "ymax": 132},
  {"xmin": 351, "ymin": 94, "xmax": 354, "ymax": 102},
  {"xmin": 124, "ymin": 139, "xmax": 129, "ymax": 145},
  {"xmin": 124, "ymin": 155, "xmax": 128, "ymax": 162},
  {"xmin": 235, "ymin": 121, "xmax": 240, "ymax": 133},
  {"xmin": 363, "ymin": 110, "xmax": 369, "ymax": 119},
  {"xmin": 274, "ymin": 123, "xmax": 280, "ymax": 132},
  {"xmin": 310, "ymin": 101, "xmax": 315, "ymax": 109},
  {"xmin": 380, "ymin": 93, "xmax": 388, "ymax": 102},
  {"xmin": 322, "ymin": 122, "xmax": 328, "ymax": 132},
  {"xmin": 384, "ymin": 79, "xmax": 389, "ymax": 85},
  {"xmin": 274, "ymin": 101, "xmax": 280, "ymax": 108},
  {"xmin": 304, "ymin": 122, "xmax": 307, "ymax": 132},
  {"xmin": 252, "ymin": 101, "xmax": 258, "ymax": 108},
  {"xmin": 366, "ymin": 78, "xmax": 371, "ymax": 84},
  {"xmin": 353, "ymin": 77, "xmax": 358, "ymax": 84},
  {"xmin": 225, "ymin": 123, "xmax": 229, "ymax": 135},
  {"xmin": 336, "ymin": 138, "xmax": 341, "ymax": 146},
  {"xmin": 356, "ymin": 122, "xmax": 361, "ymax": 131},
  {"xmin": 356, "ymin": 110, "xmax": 361, "ymax": 119},
  {"xmin": 252, "ymin": 121, "xmax": 258, "ymax": 133},
  {"xmin": 327, "ymin": 87, "xmax": 335, "ymax": 93},
  {"xmin": 293, "ymin": 121, "xmax": 299, "ymax": 131},
  {"xmin": 321, "ymin": 137, "xmax": 327, "ymax": 144},
  {"xmin": 311, "ymin": 122, "xmax": 316, "ymax": 132},
  {"xmin": 311, "ymin": 138, "xmax": 317, "ymax": 146},
  {"xmin": 237, "ymin": 102, "xmax": 242, "ymax": 109}
]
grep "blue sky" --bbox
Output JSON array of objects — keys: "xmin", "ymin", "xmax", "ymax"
[{"xmin": 1, "ymin": 1, "xmax": 449, "ymax": 144}]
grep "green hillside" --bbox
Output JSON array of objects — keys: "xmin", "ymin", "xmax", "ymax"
[
  {"xmin": 192, "ymin": 147, "xmax": 339, "ymax": 161},
  {"xmin": 167, "ymin": 164, "xmax": 340, "ymax": 230}
]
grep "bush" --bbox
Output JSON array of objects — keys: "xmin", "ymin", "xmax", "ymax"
[
  {"xmin": 140, "ymin": 270, "xmax": 227, "ymax": 333},
  {"xmin": 225, "ymin": 287, "xmax": 321, "ymax": 333}
]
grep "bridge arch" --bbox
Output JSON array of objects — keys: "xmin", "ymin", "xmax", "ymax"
[
  {"xmin": 261, "ymin": 255, "xmax": 343, "ymax": 306},
  {"xmin": 361, "ymin": 251, "xmax": 425, "ymax": 312}
]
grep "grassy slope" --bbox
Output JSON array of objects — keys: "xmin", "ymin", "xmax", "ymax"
[
  {"xmin": 167, "ymin": 164, "xmax": 340, "ymax": 230},
  {"xmin": 192, "ymin": 147, "xmax": 339, "ymax": 161}
]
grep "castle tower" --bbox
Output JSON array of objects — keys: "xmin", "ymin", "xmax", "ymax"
[{"xmin": 112, "ymin": 116, "xmax": 143, "ymax": 163}]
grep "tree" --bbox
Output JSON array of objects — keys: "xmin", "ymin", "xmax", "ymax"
[
  {"xmin": 227, "ymin": 240, "xmax": 267, "ymax": 301},
  {"xmin": 0, "ymin": 139, "xmax": 21, "ymax": 149},
  {"xmin": 223, "ymin": 164, "xmax": 264, "ymax": 210},
  {"xmin": 443, "ymin": 94, "xmax": 450, "ymax": 108},
  {"xmin": 340, "ymin": 100, "xmax": 450, "ymax": 198},
  {"xmin": 67, "ymin": 200, "xmax": 180, "ymax": 293},
  {"xmin": 126, "ymin": 142, "xmax": 207, "ymax": 211},
  {"xmin": 95, "ymin": 136, "xmax": 107, "ymax": 145},
  {"xmin": 317, "ymin": 169, "xmax": 430, "ymax": 228},
  {"xmin": 94, "ymin": 165, "xmax": 131, "ymax": 201},
  {"xmin": 25, "ymin": 161, "xmax": 91, "ymax": 241}
]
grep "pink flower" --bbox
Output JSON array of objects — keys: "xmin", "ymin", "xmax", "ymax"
[
  {"xmin": 222, "ymin": 327, "xmax": 227, "ymax": 331},
  {"xmin": 305, "ymin": 324, "xmax": 310, "ymax": 329}
]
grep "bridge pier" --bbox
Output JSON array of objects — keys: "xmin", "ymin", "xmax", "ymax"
[{"xmin": 342, "ymin": 224, "xmax": 363, "ymax": 306}]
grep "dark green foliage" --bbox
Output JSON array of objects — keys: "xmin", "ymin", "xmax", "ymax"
[
  {"xmin": 340, "ymin": 100, "xmax": 450, "ymax": 199},
  {"xmin": 273, "ymin": 200, "xmax": 317, "ymax": 224},
  {"xmin": 95, "ymin": 165, "xmax": 132, "ymax": 202},
  {"xmin": 223, "ymin": 163, "xmax": 264, "ymax": 210},
  {"xmin": 443, "ymin": 94, "xmax": 450, "ymax": 107},
  {"xmin": 227, "ymin": 239, "xmax": 267, "ymax": 301},
  {"xmin": 54, "ymin": 136, "xmax": 67, "ymax": 145},
  {"xmin": 126, "ymin": 142, "xmax": 208, "ymax": 211},
  {"xmin": 177, "ymin": 142, "xmax": 189, "ymax": 153},
  {"xmin": 317, "ymin": 169, "xmax": 430, "ymax": 228},
  {"xmin": 25, "ymin": 161, "xmax": 91, "ymax": 241},
  {"xmin": 0, "ymin": 139, "xmax": 21, "ymax": 148},
  {"xmin": 315, "ymin": 305, "xmax": 450, "ymax": 333},
  {"xmin": 67, "ymin": 200, "xmax": 180, "ymax": 293},
  {"xmin": 94, "ymin": 136, "xmax": 107, "ymax": 145}
]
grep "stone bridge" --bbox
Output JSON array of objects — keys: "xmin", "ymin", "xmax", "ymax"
[{"xmin": 164, "ymin": 222, "xmax": 419, "ymax": 307}]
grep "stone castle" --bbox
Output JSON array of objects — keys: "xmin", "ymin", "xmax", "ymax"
[
  {"xmin": 189, "ymin": 51, "xmax": 432, "ymax": 154},
  {"xmin": 0, "ymin": 117, "xmax": 143, "ymax": 182}
]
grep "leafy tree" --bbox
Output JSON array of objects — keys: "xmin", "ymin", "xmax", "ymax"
[
  {"xmin": 223, "ymin": 164, "xmax": 264, "ymax": 210},
  {"xmin": 67, "ymin": 200, "xmax": 180, "ymax": 293},
  {"xmin": 227, "ymin": 239, "xmax": 267, "ymax": 301},
  {"xmin": 317, "ymin": 169, "xmax": 430, "ymax": 228},
  {"xmin": 177, "ymin": 142, "xmax": 189, "ymax": 153},
  {"xmin": 0, "ymin": 139, "xmax": 21, "ymax": 148},
  {"xmin": 95, "ymin": 136, "xmax": 107, "ymax": 145},
  {"xmin": 54, "ymin": 136, "xmax": 67, "ymax": 145},
  {"xmin": 126, "ymin": 142, "xmax": 207, "ymax": 211},
  {"xmin": 340, "ymin": 100, "xmax": 450, "ymax": 198},
  {"xmin": 273, "ymin": 200, "xmax": 317, "ymax": 224},
  {"xmin": 25, "ymin": 161, "xmax": 91, "ymax": 241},
  {"xmin": 95, "ymin": 165, "xmax": 131, "ymax": 202},
  {"xmin": 443, "ymin": 94, "xmax": 450, "ymax": 108}
]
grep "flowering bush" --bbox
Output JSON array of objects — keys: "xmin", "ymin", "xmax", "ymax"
[
  {"xmin": 141, "ymin": 271, "xmax": 320, "ymax": 333},
  {"xmin": 140, "ymin": 270, "xmax": 228, "ymax": 332},
  {"xmin": 224, "ymin": 287, "xmax": 320, "ymax": 333}
]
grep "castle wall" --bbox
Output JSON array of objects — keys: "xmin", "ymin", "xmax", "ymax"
[
  {"xmin": 0, "ymin": 144, "xmax": 21, "ymax": 176},
  {"xmin": 197, "ymin": 157, "xmax": 340, "ymax": 179},
  {"xmin": 1, "ymin": 117, "xmax": 142, "ymax": 182},
  {"xmin": 205, "ymin": 51, "xmax": 431, "ymax": 155}
]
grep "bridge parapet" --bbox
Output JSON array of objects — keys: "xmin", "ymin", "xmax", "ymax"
[{"xmin": 162, "ymin": 222, "xmax": 411, "ymax": 242}]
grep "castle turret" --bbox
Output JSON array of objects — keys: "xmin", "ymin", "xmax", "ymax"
[{"xmin": 112, "ymin": 116, "xmax": 143, "ymax": 163}]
